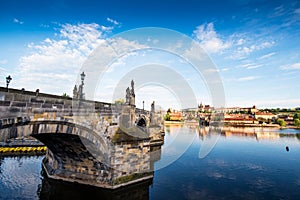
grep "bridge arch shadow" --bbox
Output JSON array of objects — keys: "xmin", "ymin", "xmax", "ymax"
[
  {"xmin": 136, "ymin": 116, "xmax": 147, "ymax": 127},
  {"xmin": 0, "ymin": 120, "xmax": 115, "ymax": 186}
]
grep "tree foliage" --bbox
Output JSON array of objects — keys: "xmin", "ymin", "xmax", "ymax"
[
  {"xmin": 164, "ymin": 113, "xmax": 170, "ymax": 121},
  {"xmin": 294, "ymin": 119, "xmax": 300, "ymax": 127},
  {"xmin": 62, "ymin": 93, "xmax": 69, "ymax": 98},
  {"xmin": 276, "ymin": 118, "xmax": 286, "ymax": 127},
  {"xmin": 115, "ymin": 98, "xmax": 125, "ymax": 104},
  {"xmin": 293, "ymin": 113, "xmax": 300, "ymax": 120}
]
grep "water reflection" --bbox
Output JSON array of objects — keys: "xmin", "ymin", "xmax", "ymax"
[
  {"xmin": 197, "ymin": 126, "xmax": 300, "ymax": 141},
  {"xmin": 150, "ymin": 124, "xmax": 300, "ymax": 199},
  {"xmin": 1, "ymin": 125, "xmax": 300, "ymax": 199},
  {"xmin": 38, "ymin": 168, "xmax": 153, "ymax": 200},
  {"xmin": 0, "ymin": 155, "xmax": 43, "ymax": 199}
]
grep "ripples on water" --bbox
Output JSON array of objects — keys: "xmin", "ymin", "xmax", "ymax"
[
  {"xmin": 0, "ymin": 155, "xmax": 42, "ymax": 199},
  {"xmin": 1, "ymin": 125, "xmax": 300, "ymax": 199}
]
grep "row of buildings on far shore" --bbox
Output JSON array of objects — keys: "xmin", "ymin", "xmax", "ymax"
[{"xmin": 167, "ymin": 103, "xmax": 300, "ymax": 127}]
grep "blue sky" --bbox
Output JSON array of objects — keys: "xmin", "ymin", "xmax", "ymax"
[{"xmin": 0, "ymin": 0, "xmax": 299, "ymax": 110}]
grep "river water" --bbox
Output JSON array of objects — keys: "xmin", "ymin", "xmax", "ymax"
[{"xmin": 1, "ymin": 124, "xmax": 300, "ymax": 199}]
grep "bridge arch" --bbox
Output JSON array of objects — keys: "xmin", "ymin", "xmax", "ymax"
[
  {"xmin": 30, "ymin": 120, "xmax": 111, "ymax": 163},
  {"xmin": 0, "ymin": 119, "xmax": 114, "ymax": 184},
  {"xmin": 136, "ymin": 115, "xmax": 147, "ymax": 127}
]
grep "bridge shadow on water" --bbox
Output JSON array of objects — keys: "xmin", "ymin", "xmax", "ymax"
[{"xmin": 38, "ymin": 167, "xmax": 152, "ymax": 200}]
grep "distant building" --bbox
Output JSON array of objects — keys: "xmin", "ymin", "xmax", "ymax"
[
  {"xmin": 241, "ymin": 105, "xmax": 257, "ymax": 114},
  {"xmin": 224, "ymin": 114, "xmax": 258, "ymax": 124},
  {"xmin": 254, "ymin": 112, "xmax": 276, "ymax": 120},
  {"xmin": 170, "ymin": 111, "xmax": 182, "ymax": 121},
  {"xmin": 166, "ymin": 109, "xmax": 183, "ymax": 121},
  {"xmin": 215, "ymin": 105, "xmax": 257, "ymax": 114}
]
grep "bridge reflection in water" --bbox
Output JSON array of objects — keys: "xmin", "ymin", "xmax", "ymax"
[
  {"xmin": 38, "ymin": 144, "xmax": 161, "ymax": 200},
  {"xmin": 38, "ymin": 171, "xmax": 153, "ymax": 200}
]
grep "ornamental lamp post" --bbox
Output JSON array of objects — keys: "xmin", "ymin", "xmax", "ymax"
[
  {"xmin": 143, "ymin": 100, "xmax": 144, "ymax": 111},
  {"xmin": 6, "ymin": 75, "xmax": 12, "ymax": 89},
  {"xmin": 80, "ymin": 72, "xmax": 85, "ymax": 85},
  {"xmin": 79, "ymin": 72, "xmax": 85, "ymax": 100}
]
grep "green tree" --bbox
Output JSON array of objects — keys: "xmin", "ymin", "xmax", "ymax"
[
  {"xmin": 293, "ymin": 113, "xmax": 300, "ymax": 120},
  {"xmin": 164, "ymin": 113, "xmax": 170, "ymax": 121},
  {"xmin": 115, "ymin": 98, "xmax": 125, "ymax": 104},
  {"xmin": 276, "ymin": 118, "xmax": 286, "ymax": 127},
  {"xmin": 294, "ymin": 119, "xmax": 300, "ymax": 127},
  {"xmin": 62, "ymin": 93, "xmax": 69, "ymax": 98}
]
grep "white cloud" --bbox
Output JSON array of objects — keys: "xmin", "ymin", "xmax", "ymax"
[
  {"xmin": 280, "ymin": 63, "xmax": 300, "ymax": 70},
  {"xmin": 235, "ymin": 41, "xmax": 275, "ymax": 58},
  {"xmin": 236, "ymin": 38, "xmax": 246, "ymax": 45},
  {"xmin": 40, "ymin": 24, "xmax": 50, "ymax": 28},
  {"xmin": 270, "ymin": 5, "xmax": 286, "ymax": 18},
  {"xmin": 193, "ymin": 23, "xmax": 232, "ymax": 54},
  {"xmin": 16, "ymin": 23, "xmax": 108, "ymax": 94},
  {"xmin": 238, "ymin": 63, "xmax": 263, "ymax": 69},
  {"xmin": 258, "ymin": 52, "xmax": 276, "ymax": 60},
  {"xmin": 100, "ymin": 25, "xmax": 113, "ymax": 32},
  {"xmin": 238, "ymin": 76, "xmax": 259, "ymax": 81},
  {"xmin": 106, "ymin": 17, "xmax": 120, "ymax": 26},
  {"xmin": 13, "ymin": 18, "xmax": 24, "ymax": 25},
  {"xmin": 246, "ymin": 64, "xmax": 263, "ymax": 69},
  {"xmin": 221, "ymin": 68, "xmax": 229, "ymax": 72},
  {"xmin": 15, "ymin": 22, "xmax": 149, "ymax": 98},
  {"xmin": 259, "ymin": 41, "xmax": 275, "ymax": 49},
  {"xmin": 193, "ymin": 22, "xmax": 275, "ymax": 59}
]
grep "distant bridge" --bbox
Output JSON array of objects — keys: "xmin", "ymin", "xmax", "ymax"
[{"xmin": 0, "ymin": 85, "xmax": 164, "ymax": 188}]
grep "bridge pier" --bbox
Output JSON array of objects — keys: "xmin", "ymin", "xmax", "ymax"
[
  {"xmin": 38, "ymin": 132, "xmax": 153, "ymax": 189},
  {"xmin": 38, "ymin": 133, "xmax": 113, "ymax": 188}
]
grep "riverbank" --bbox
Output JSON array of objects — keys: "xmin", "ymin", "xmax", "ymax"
[
  {"xmin": 223, "ymin": 123, "xmax": 280, "ymax": 128},
  {"xmin": 164, "ymin": 121, "xmax": 184, "ymax": 125},
  {"xmin": 222, "ymin": 123, "xmax": 300, "ymax": 130},
  {"xmin": 280, "ymin": 125, "xmax": 300, "ymax": 130},
  {"xmin": 165, "ymin": 120, "xmax": 300, "ymax": 130}
]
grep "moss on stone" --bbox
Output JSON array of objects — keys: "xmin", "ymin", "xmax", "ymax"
[
  {"xmin": 112, "ymin": 127, "xmax": 149, "ymax": 143},
  {"xmin": 112, "ymin": 172, "xmax": 153, "ymax": 185}
]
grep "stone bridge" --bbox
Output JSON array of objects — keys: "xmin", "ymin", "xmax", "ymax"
[{"xmin": 0, "ymin": 83, "xmax": 164, "ymax": 189}]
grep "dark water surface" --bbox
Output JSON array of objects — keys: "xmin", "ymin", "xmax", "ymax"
[{"xmin": 1, "ymin": 124, "xmax": 300, "ymax": 199}]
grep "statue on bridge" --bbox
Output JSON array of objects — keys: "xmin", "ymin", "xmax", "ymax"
[
  {"xmin": 125, "ymin": 87, "xmax": 130, "ymax": 104},
  {"xmin": 125, "ymin": 80, "xmax": 135, "ymax": 106},
  {"xmin": 131, "ymin": 79, "xmax": 135, "ymax": 96},
  {"xmin": 73, "ymin": 71, "xmax": 85, "ymax": 100},
  {"xmin": 151, "ymin": 101, "xmax": 155, "ymax": 113},
  {"xmin": 129, "ymin": 80, "xmax": 135, "ymax": 106},
  {"xmin": 73, "ymin": 85, "xmax": 79, "ymax": 99},
  {"xmin": 150, "ymin": 101, "xmax": 156, "ymax": 125}
]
